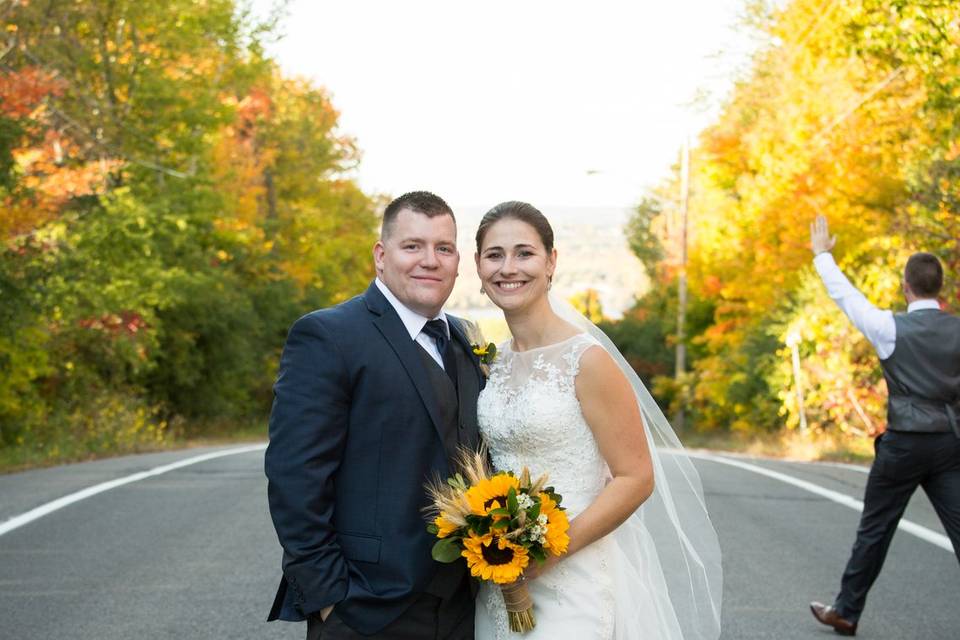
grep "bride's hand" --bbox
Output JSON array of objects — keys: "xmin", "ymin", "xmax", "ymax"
[{"xmin": 522, "ymin": 555, "xmax": 560, "ymax": 582}]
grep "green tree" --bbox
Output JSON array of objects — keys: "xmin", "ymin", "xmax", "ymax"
[
  {"xmin": 0, "ymin": 1, "xmax": 378, "ymax": 463},
  {"xmin": 624, "ymin": 196, "xmax": 665, "ymax": 278}
]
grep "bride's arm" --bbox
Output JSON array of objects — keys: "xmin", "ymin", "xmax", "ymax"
[{"xmin": 526, "ymin": 346, "xmax": 654, "ymax": 578}]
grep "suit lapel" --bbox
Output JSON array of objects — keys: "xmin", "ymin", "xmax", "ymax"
[
  {"xmin": 449, "ymin": 317, "xmax": 482, "ymax": 450},
  {"xmin": 448, "ymin": 317, "xmax": 485, "ymax": 389},
  {"xmin": 364, "ymin": 283, "xmax": 445, "ymax": 444}
]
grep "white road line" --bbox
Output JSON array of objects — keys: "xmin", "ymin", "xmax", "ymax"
[
  {"xmin": 681, "ymin": 450, "xmax": 954, "ymax": 553},
  {"xmin": 684, "ymin": 448, "xmax": 872, "ymax": 474},
  {"xmin": 815, "ymin": 461, "xmax": 871, "ymax": 474},
  {"xmin": 0, "ymin": 443, "xmax": 267, "ymax": 537}
]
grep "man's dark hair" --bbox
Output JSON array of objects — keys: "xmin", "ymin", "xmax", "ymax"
[
  {"xmin": 381, "ymin": 191, "xmax": 455, "ymax": 239},
  {"xmin": 904, "ymin": 252, "xmax": 943, "ymax": 298}
]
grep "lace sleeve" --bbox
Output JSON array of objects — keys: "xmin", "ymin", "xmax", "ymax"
[
  {"xmin": 486, "ymin": 334, "xmax": 600, "ymax": 394},
  {"xmin": 561, "ymin": 334, "xmax": 602, "ymax": 379},
  {"xmin": 547, "ymin": 293, "xmax": 723, "ymax": 640}
]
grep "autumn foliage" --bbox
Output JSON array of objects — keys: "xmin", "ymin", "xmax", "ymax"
[
  {"xmin": 622, "ymin": 0, "xmax": 960, "ymax": 438},
  {"xmin": 0, "ymin": 1, "xmax": 377, "ymax": 463}
]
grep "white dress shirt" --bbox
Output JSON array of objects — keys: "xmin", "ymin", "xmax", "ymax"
[
  {"xmin": 375, "ymin": 278, "xmax": 449, "ymax": 369},
  {"xmin": 814, "ymin": 252, "xmax": 941, "ymax": 360}
]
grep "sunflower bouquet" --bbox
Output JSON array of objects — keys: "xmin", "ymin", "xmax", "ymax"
[{"xmin": 425, "ymin": 449, "xmax": 570, "ymax": 633}]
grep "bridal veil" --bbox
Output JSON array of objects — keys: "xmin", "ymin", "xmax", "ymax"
[{"xmin": 550, "ymin": 293, "xmax": 722, "ymax": 640}]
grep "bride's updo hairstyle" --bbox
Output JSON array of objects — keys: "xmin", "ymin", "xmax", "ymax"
[{"xmin": 475, "ymin": 201, "xmax": 555, "ymax": 254}]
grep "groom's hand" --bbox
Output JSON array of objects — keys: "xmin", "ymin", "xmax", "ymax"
[{"xmin": 810, "ymin": 214, "xmax": 836, "ymax": 256}]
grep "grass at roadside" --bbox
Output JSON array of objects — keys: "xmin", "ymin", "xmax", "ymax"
[
  {"xmin": 0, "ymin": 418, "xmax": 268, "ymax": 475},
  {"xmin": 681, "ymin": 428, "xmax": 875, "ymax": 465}
]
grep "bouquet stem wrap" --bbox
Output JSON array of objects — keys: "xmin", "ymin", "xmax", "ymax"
[{"xmin": 501, "ymin": 581, "xmax": 535, "ymax": 633}]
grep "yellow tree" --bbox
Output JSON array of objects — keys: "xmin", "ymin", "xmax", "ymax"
[{"xmin": 643, "ymin": 0, "xmax": 955, "ymax": 435}]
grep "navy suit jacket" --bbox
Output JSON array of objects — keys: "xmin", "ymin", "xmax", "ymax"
[{"xmin": 265, "ymin": 281, "xmax": 484, "ymax": 634}]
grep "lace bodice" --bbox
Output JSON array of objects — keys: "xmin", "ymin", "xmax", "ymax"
[
  {"xmin": 475, "ymin": 333, "xmax": 617, "ymax": 640},
  {"xmin": 477, "ymin": 333, "xmax": 607, "ymax": 514},
  {"xmin": 475, "ymin": 323, "xmax": 721, "ymax": 640}
]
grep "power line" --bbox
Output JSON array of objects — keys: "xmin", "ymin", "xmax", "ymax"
[
  {"xmin": 792, "ymin": 0, "xmax": 840, "ymax": 54},
  {"xmin": 811, "ymin": 66, "xmax": 905, "ymax": 148}
]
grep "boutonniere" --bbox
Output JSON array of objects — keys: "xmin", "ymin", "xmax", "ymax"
[
  {"xmin": 462, "ymin": 320, "xmax": 496, "ymax": 377},
  {"xmin": 472, "ymin": 342, "xmax": 497, "ymax": 366}
]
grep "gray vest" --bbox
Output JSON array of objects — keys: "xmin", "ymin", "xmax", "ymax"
[{"xmin": 881, "ymin": 308, "xmax": 960, "ymax": 435}]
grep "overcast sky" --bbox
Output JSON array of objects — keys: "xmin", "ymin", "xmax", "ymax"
[{"xmin": 253, "ymin": 0, "xmax": 759, "ymax": 211}]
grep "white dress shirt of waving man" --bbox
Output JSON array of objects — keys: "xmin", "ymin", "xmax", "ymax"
[{"xmin": 808, "ymin": 215, "xmax": 960, "ymax": 637}]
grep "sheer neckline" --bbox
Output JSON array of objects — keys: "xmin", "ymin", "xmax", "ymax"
[{"xmin": 505, "ymin": 333, "xmax": 588, "ymax": 354}]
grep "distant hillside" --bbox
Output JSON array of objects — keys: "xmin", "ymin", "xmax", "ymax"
[{"xmin": 447, "ymin": 205, "xmax": 648, "ymax": 321}]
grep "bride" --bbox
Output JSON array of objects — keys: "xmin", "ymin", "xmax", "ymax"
[{"xmin": 472, "ymin": 202, "xmax": 722, "ymax": 640}]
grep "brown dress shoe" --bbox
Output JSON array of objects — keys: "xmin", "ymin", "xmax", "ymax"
[{"xmin": 810, "ymin": 601, "xmax": 857, "ymax": 636}]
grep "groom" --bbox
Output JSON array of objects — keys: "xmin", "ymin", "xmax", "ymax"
[
  {"xmin": 265, "ymin": 191, "xmax": 483, "ymax": 639},
  {"xmin": 808, "ymin": 215, "xmax": 960, "ymax": 636}
]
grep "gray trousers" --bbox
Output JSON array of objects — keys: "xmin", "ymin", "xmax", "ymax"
[{"xmin": 306, "ymin": 578, "xmax": 474, "ymax": 640}]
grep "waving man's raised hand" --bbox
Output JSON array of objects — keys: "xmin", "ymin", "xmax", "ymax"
[{"xmin": 810, "ymin": 214, "xmax": 836, "ymax": 256}]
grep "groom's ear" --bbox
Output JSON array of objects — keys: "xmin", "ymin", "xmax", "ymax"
[
  {"xmin": 902, "ymin": 278, "xmax": 914, "ymax": 300},
  {"xmin": 373, "ymin": 241, "xmax": 385, "ymax": 275}
]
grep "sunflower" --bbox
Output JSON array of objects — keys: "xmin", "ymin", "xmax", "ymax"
[
  {"xmin": 434, "ymin": 513, "xmax": 461, "ymax": 539},
  {"xmin": 462, "ymin": 532, "xmax": 529, "ymax": 583},
  {"xmin": 465, "ymin": 473, "xmax": 520, "ymax": 517},
  {"xmin": 538, "ymin": 492, "xmax": 570, "ymax": 555}
]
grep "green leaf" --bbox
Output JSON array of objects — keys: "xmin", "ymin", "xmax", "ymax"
[
  {"xmin": 432, "ymin": 538, "xmax": 463, "ymax": 563},
  {"xmin": 528, "ymin": 502, "xmax": 541, "ymax": 521},
  {"xmin": 426, "ymin": 523, "xmax": 439, "ymax": 535},
  {"xmin": 466, "ymin": 515, "xmax": 491, "ymax": 532},
  {"xmin": 507, "ymin": 487, "xmax": 518, "ymax": 513},
  {"xmin": 491, "ymin": 519, "xmax": 510, "ymax": 530},
  {"xmin": 530, "ymin": 546, "xmax": 547, "ymax": 563},
  {"xmin": 487, "ymin": 507, "xmax": 510, "ymax": 517}
]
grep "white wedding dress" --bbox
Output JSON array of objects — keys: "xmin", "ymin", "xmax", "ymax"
[{"xmin": 474, "ymin": 332, "xmax": 718, "ymax": 640}]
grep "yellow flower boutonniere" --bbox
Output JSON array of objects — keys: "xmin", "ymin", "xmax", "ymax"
[
  {"xmin": 472, "ymin": 342, "xmax": 497, "ymax": 377},
  {"xmin": 472, "ymin": 342, "xmax": 497, "ymax": 365},
  {"xmin": 461, "ymin": 319, "xmax": 495, "ymax": 377}
]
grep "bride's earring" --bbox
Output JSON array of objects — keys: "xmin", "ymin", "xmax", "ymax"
[
  {"xmin": 547, "ymin": 275, "xmax": 553, "ymax": 291},
  {"xmin": 480, "ymin": 286, "xmax": 486, "ymax": 295}
]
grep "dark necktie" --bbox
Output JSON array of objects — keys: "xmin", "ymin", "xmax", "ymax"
[{"xmin": 421, "ymin": 319, "xmax": 458, "ymax": 388}]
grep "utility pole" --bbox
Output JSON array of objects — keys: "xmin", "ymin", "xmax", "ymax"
[
  {"xmin": 674, "ymin": 138, "xmax": 690, "ymax": 433},
  {"xmin": 786, "ymin": 331, "xmax": 808, "ymax": 433}
]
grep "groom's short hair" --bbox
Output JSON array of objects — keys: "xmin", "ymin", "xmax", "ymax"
[
  {"xmin": 904, "ymin": 252, "xmax": 943, "ymax": 298},
  {"xmin": 381, "ymin": 191, "xmax": 455, "ymax": 239}
]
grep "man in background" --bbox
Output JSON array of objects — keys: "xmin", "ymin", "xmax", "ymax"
[{"xmin": 808, "ymin": 215, "xmax": 960, "ymax": 636}]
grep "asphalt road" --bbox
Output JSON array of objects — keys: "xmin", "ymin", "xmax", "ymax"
[{"xmin": 1, "ymin": 445, "xmax": 957, "ymax": 639}]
